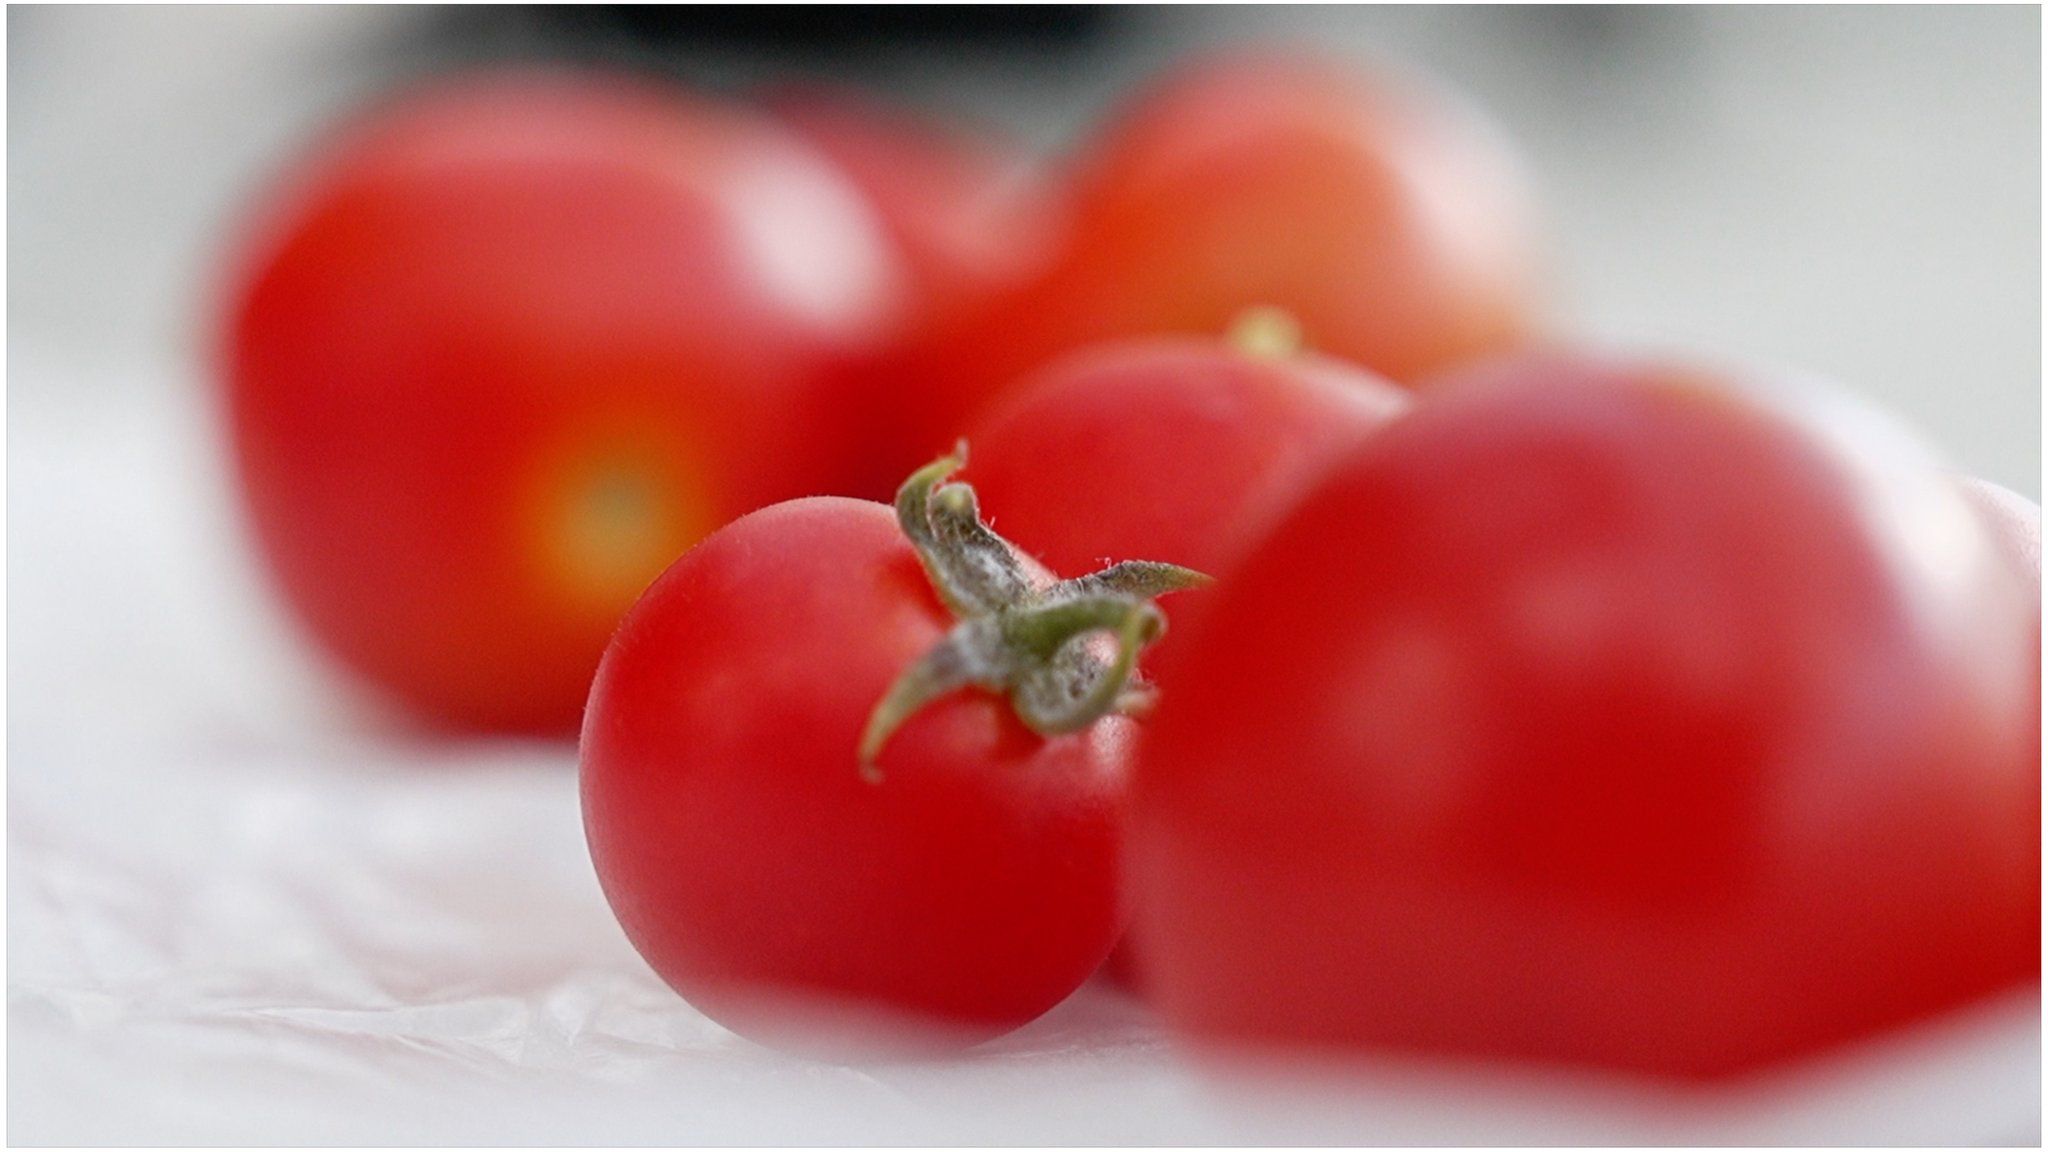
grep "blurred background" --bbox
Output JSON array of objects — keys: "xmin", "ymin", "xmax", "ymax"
[
  {"xmin": 12, "ymin": 5, "xmax": 2040, "ymax": 486},
  {"xmin": 8, "ymin": 6, "xmax": 2042, "ymax": 1144}
]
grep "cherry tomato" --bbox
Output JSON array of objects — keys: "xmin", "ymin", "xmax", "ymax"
[
  {"xmin": 764, "ymin": 83, "xmax": 1040, "ymax": 331},
  {"xmin": 967, "ymin": 324, "xmax": 1408, "ymax": 605},
  {"xmin": 1133, "ymin": 354, "xmax": 2040, "ymax": 1078},
  {"xmin": 951, "ymin": 51, "xmax": 1542, "ymax": 408},
  {"xmin": 582, "ymin": 454, "xmax": 1200, "ymax": 1052},
  {"xmin": 765, "ymin": 83, "xmax": 1061, "ymax": 498},
  {"xmin": 966, "ymin": 323, "xmax": 1411, "ymax": 990},
  {"xmin": 223, "ymin": 73, "xmax": 904, "ymax": 733}
]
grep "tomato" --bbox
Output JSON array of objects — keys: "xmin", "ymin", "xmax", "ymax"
[
  {"xmin": 764, "ymin": 83, "xmax": 1040, "ymax": 331},
  {"xmin": 949, "ymin": 51, "xmax": 1542, "ymax": 409},
  {"xmin": 967, "ymin": 323, "xmax": 1408, "ymax": 607},
  {"xmin": 963, "ymin": 323, "xmax": 1412, "ymax": 990},
  {"xmin": 1132, "ymin": 354, "xmax": 2040, "ymax": 1078},
  {"xmin": 765, "ymin": 83, "xmax": 1061, "ymax": 499},
  {"xmin": 581, "ymin": 454, "xmax": 1202, "ymax": 1052},
  {"xmin": 223, "ymin": 73, "xmax": 904, "ymax": 733}
]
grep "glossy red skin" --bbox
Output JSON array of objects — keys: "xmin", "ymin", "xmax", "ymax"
[
  {"xmin": 966, "ymin": 336, "xmax": 1410, "ymax": 989},
  {"xmin": 767, "ymin": 84, "xmax": 1060, "ymax": 499},
  {"xmin": 581, "ymin": 497, "xmax": 1128, "ymax": 1051},
  {"xmin": 951, "ymin": 52, "xmax": 1542, "ymax": 408},
  {"xmin": 1133, "ymin": 356, "xmax": 2041, "ymax": 1078},
  {"xmin": 969, "ymin": 337, "xmax": 1409, "ymax": 585},
  {"xmin": 224, "ymin": 74, "xmax": 903, "ymax": 733}
]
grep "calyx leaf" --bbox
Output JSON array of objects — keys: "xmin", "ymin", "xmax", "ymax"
[{"xmin": 859, "ymin": 444, "xmax": 1209, "ymax": 777}]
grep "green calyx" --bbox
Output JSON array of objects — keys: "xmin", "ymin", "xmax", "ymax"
[{"xmin": 858, "ymin": 444, "xmax": 1210, "ymax": 779}]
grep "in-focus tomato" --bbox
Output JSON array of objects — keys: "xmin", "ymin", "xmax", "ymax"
[
  {"xmin": 223, "ymin": 73, "xmax": 904, "ymax": 733},
  {"xmin": 581, "ymin": 454, "xmax": 1202, "ymax": 1052},
  {"xmin": 1133, "ymin": 354, "xmax": 2040, "ymax": 1078},
  {"xmin": 945, "ymin": 51, "xmax": 1542, "ymax": 409}
]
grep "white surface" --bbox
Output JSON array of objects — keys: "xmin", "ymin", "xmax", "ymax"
[{"xmin": 7, "ymin": 8, "xmax": 2043, "ymax": 1145}]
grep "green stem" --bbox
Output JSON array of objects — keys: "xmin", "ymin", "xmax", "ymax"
[{"xmin": 858, "ymin": 446, "xmax": 1208, "ymax": 774}]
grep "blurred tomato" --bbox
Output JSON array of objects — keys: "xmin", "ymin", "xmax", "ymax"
[
  {"xmin": 765, "ymin": 83, "xmax": 1060, "ymax": 497},
  {"xmin": 1134, "ymin": 355, "xmax": 2040, "ymax": 1077},
  {"xmin": 946, "ymin": 51, "xmax": 1543, "ymax": 408},
  {"xmin": 765, "ymin": 83, "xmax": 1040, "ymax": 330},
  {"xmin": 967, "ymin": 323, "xmax": 1408, "ymax": 667},
  {"xmin": 223, "ymin": 73, "xmax": 905, "ymax": 733}
]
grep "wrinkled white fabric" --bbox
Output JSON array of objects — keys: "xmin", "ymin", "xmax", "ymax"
[{"xmin": 8, "ymin": 356, "xmax": 2041, "ymax": 1145}]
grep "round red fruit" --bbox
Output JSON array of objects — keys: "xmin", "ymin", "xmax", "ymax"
[
  {"xmin": 968, "ymin": 321, "xmax": 1408, "ymax": 611},
  {"xmin": 962, "ymin": 51, "xmax": 1543, "ymax": 402},
  {"xmin": 766, "ymin": 84, "xmax": 1059, "ymax": 499},
  {"xmin": 765, "ymin": 83, "xmax": 1041, "ymax": 331},
  {"xmin": 223, "ymin": 73, "xmax": 903, "ymax": 733},
  {"xmin": 582, "ymin": 455, "xmax": 1201, "ymax": 1052},
  {"xmin": 1133, "ymin": 354, "xmax": 2040, "ymax": 1078},
  {"xmin": 966, "ymin": 319, "xmax": 1410, "ymax": 990}
]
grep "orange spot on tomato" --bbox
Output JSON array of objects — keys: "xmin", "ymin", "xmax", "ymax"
[{"xmin": 525, "ymin": 422, "xmax": 710, "ymax": 622}]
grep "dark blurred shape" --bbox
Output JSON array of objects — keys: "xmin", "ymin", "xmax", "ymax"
[
  {"xmin": 541, "ymin": 5, "xmax": 1113, "ymax": 49},
  {"xmin": 413, "ymin": 5, "xmax": 1116, "ymax": 71}
]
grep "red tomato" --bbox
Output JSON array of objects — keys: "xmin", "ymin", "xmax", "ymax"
[
  {"xmin": 951, "ymin": 51, "xmax": 1542, "ymax": 407},
  {"xmin": 765, "ymin": 84, "xmax": 1061, "ymax": 498},
  {"xmin": 1133, "ymin": 354, "xmax": 2041, "ymax": 1078},
  {"xmin": 965, "ymin": 326, "xmax": 1410, "ymax": 990},
  {"xmin": 764, "ymin": 83, "xmax": 1041, "ymax": 329},
  {"xmin": 582, "ymin": 454, "xmax": 1201, "ymax": 1052},
  {"xmin": 223, "ymin": 73, "xmax": 904, "ymax": 733},
  {"xmin": 967, "ymin": 327, "xmax": 1408, "ymax": 597}
]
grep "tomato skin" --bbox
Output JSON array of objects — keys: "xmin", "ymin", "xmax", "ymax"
[
  {"xmin": 955, "ymin": 51, "xmax": 1541, "ymax": 406},
  {"xmin": 967, "ymin": 336, "xmax": 1409, "ymax": 586},
  {"xmin": 765, "ymin": 84, "xmax": 1040, "ymax": 328},
  {"xmin": 223, "ymin": 74, "xmax": 903, "ymax": 733},
  {"xmin": 765, "ymin": 85, "xmax": 1059, "ymax": 499},
  {"xmin": 1133, "ymin": 355, "xmax": 2040, "ymax": 1078},
  {"xmin": 966, "ymin": 335, "xmax": 1409, "ymax": 990},
  {"xmin": 581, "ymin": 497, "xmax": 1128, "ymax": 1051}
]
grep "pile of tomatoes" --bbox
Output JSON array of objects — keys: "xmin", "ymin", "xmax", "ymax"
[{"xmin": 221, "ymin": 52, "xmax": 2039, "ymax": 1080}]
